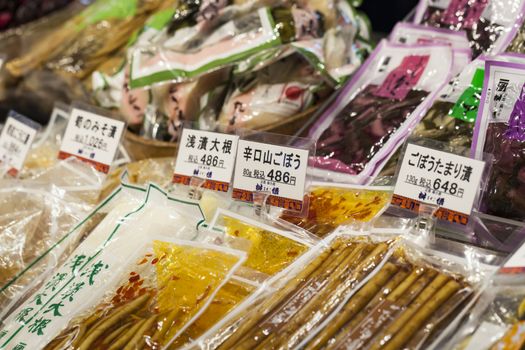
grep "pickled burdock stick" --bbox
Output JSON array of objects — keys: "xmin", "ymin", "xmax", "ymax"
[
  {"xmin": 404, "ymin": 287, "xmax": 472, "ymax": 349},
  {"xmin": 78, "ymin": 293, "xmax": 151, "ymax": 350},
  {"xmin": 260, "ymin": 243, "xmax": 390, "ymax": 349},
  {"xmin": 334, "ymin": 268, "xmax": 435, "ymax": 350},
  {"xmin": 367, "ymin": 274, "xmax": 450, "ymax": 350},
  {"xmin": 306, "ymin": 262, "xmax": 399, "ymax": 350},
  {"xmin": 233, "ymin": 243, "xmax": 366, "ymax": 350},
  {"xmin": 216, "ymin": 240, "xmax": 349, "ymax": 349},
  {"xmin": 102, "ymin": 321, "xmax": 133, "ymax": 346},
  {"xmin": 336, "ymin": 267, "xmax": 410, "ymax": 335},
  {"xmin": 380, "ymin": 280, "xmax": 462, "ymax": 350},
  {"xmin": 123, "ymin": 314, "xmax": 158, "ymax": 350},
  {"xmin": 108, "ymin": 319, "xmax": 146, "ymax": 350},
  {"xmin": 152, "ymin": 308, "xmax": 184, "ymax": 342}
]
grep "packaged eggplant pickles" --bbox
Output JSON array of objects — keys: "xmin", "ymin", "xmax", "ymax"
[
  {"xmin": 472, "ymin": 59, "xmax": 525, "ymax": 221},
  {"xmin": 413, "ymin": 0, "xmax": 525, "ymax": 57},
  {"xmin": 0, "ymin": 184, "xmax": 212, "ymax": 349},
  {"xmin": 186, "ymin": 225, "xmax": 489, "ymax": 350},
  {"xmin": 279, "ymin": 182, "xmax": 393, "ymax": 238},
  {"xmin": 306, "ymin": 40, "xmax": 454, "ymax": 184}
]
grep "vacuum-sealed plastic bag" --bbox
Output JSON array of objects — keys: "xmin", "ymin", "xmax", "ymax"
[
  {"xmin": 208, "ymin": 209, "xmax": 315, "ymax": 276},
  {"xmin": 472, "ymin": 59, "xmax": 525, "ymax": 220},
  {"xmin": 414, "ymin": 0, "xmax": 525, "ymax": 57},
  {"xmin": 129, "ymin": 5, "xmax": 325, "ymax": 89},
  {"xmin": 307, "ymin": 41, "xmax": 454, "ymax": 184},
  {"xmin": 0, "ymin": 183, "xmax": 146, "ymax": 320},
  {"xmin": 279, "ymin": 182, "xmax": 392, "ymax": 238},
  {"xmin": 0, "ymin": 184, "xmax": 210, "ymax": 349}
]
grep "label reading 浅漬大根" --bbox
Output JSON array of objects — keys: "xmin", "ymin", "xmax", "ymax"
[{"xmin": 173, "ymin": 129, "xmax": 239, "ymax": 192}]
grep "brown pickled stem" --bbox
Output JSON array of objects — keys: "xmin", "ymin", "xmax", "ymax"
[
  {"xmin": 380, "ymin": 280, "xmax": 462, "ymax": 350},
  {"xmin": 108, "ymin": 319, "xmax": 145, "ymax": 350},
  {"xmin": 123, "ymin": 314, "xmax": 158, "ymax": 350},
  {"xmin": 216, "ymin": 239, "xmax": 349, "ymax": 350},
  {"xmin": 305, "ymin": 262, "xmax": 399, "ymax": 350}
]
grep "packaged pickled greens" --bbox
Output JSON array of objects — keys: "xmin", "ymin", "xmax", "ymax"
[
  {"xmin": 208, "ymin": 209, "xmax": 315, "ymax": 276},
  {"xmin": 191, "ymin": 229, "xmax": 486, "ymax": 350},
  {"xmin": 0, "ymin": 184, "xmax": 211, "ymax": 348},
  {"xmin": 413, "ymin": 0, "xmax": 525, "ymax": 57},
  {"xmin": 307, "ymin": 41, "xmax": 454, "ymax": 184},
  {"xmin": 279, "ymin": 182, "xmax": 392, "ymax": 238}
]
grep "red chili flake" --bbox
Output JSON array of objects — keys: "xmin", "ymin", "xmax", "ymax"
[
  {"xmin": 151, "ymin": 258, "xmax": 159, "ymax": 265},
  {"xmin": 171, "ymin": 275, "xmax": 180, "ymax": 281},
  {"xmin": 129, "ymin": 274, "xmax": 141, "ymax": 283},
  {"xmin": 287, "ymin": 251, "xmax": 299, "ymax": 257},
  {"xmin": 356, "ymin": 202, "xmax": 362, "ymax": 207},
  {"xmin": 135, "ymin": 280, "xmax": 144, "ymax": 287},
  {"xmin": 145, "ymin": 253, "xmax": 153, "ymax": 257},
  {"xmin": 234, "ymin": 230, "xmax": 240, "ymax": 237},
  {"xmin": 116, "ymin": 286, "xmax": 124, "ymax": 294},
  {"xmin": 130, "ymin": 272, "xmax": 137, "ymax": 276},
  {"xmin": 138, "ymin": 258, "xmax": 148, "ymax": 265}
]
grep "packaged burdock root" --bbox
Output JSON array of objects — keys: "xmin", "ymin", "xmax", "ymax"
[
  {"xmin": 306, "ymin": 40, "xmax": 453, "ymax": 184},
  {"xmin": 414, "ymin": 0, "xmax": 525, "ymax": 57}
]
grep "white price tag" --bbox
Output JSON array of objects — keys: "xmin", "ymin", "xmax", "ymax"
[
  {"xmin": 392, "ymin": 143, "xmax": 485, "ymax": 225},
  {"xmin": 58, "ymin": 108, "xmax": 125, "ymax": 174},
  {"xmin": 173, "ymin": 129, "xmax": 239, "ymax": 192},
  {"xmin": 0, "ymin": 112, "xmax": 39, "ymax": 176},
  {"xmin": 501, "ymin": 242, "xmax": 525, "ymax": 274},
  {"xmin": 232, "ymin": 140, "xmax": 309, "ymax": 211}
]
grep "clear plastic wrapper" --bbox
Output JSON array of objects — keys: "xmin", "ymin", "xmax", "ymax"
[
  {"xmin": 279, "ymin": 182, "xmax": 393, "ymax": 238},
  {"xmin": 472, "ymin": 59, "xmax": 525, "ymax": 220},
  {"xmin": 0, "ymin": 177, "xmax": 146, "ymax": 320},
  {"xmin": 0, "ymin": 183, "xmax": 210, "ymax": 348},
  {"xmin": 306, "ymin": 41, "xmax": 454, "ymax": 184},
  {"xmin": 413, "ymin": 0, "xmax": 525, "ymax": 57},
  {"xmin": 207, "ymin": 209, "xmax": 315, "ymax": 276}
]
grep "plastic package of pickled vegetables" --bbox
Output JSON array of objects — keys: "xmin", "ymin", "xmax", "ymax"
[
  {"xmin": 389, "ymin": 22, "xmax": 472, "ymax": 75},
  {"xmin": 443, "ymin": 243, "xmax": 525, "ymax": 350},
  {"xmin": 207, "ymin": 209, "xmax": 316, "ymax": 276},
  {"xmin": 472, "ymin": 59, "xmax": 525, "ymax": 221},
  {"xmin": 279, "ymin": 182, "xmax": 393, "ymax": 238},
  {"xmin": 413, "ymin": 0, "xmax": 525, "ymax": 57},
  {"xmin": 306, "ymin": 40, "xmax": 454, "ymax": 184},
  {"xmin": 0, "ymin": 184, "xmax": 210, "ymax": 349},
  {"xmin": 187, "ymin": 227, "xmax": 488, "ymax": 350},
  {"xmin": 0, "ymin": 169, "xmax": 148, "ymax": 320}
]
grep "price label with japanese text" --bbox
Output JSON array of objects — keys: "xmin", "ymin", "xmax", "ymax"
[
  {"xmin": 0, "ymin": 111, "xmax": 39, "ymax": 177},
  {"xmin": 232, "ymin": 140, "xmax": 309, "ymax": 211},
  {"xmin": 58, "ymin": 108, "xmax": 125, "ymax": 174},
  {"xmin": 173, "ymin": 129, "xmax": 239, "ymax": 192},
  {"xmin": 392, "ymin": 143, "xmax": 485, "ymax": 225}
]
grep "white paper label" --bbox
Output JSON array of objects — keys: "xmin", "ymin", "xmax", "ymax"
[
  {"xmin": 392, "ymin": 143, "xmax": 485, "ymax": 224},
  {"xmin": 58, "ymin": 108, "xmax": 125, "ymax": 174},
  {"xmin": 232, "ymin": 140, "xmax": 309, "ymax": 211},
  {"xmin": 0, "ymin": 113, "xmax": 39, "ymax": 176},
  {"xmin": 501, "ymin": 241, "xmax": 525, "ymax": 273},
  {"xmin": 173, "ymin": 129, "xmax": 239, "ymax": 192}
]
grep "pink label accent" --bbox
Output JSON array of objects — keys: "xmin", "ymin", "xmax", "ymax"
[
  {"xmin": 441, "ymin": 0, "xmax": 489, "ymax": 29},
  {"xmin": 373, "ymin": 55, "xmax": 430, "ymax": 101}
]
